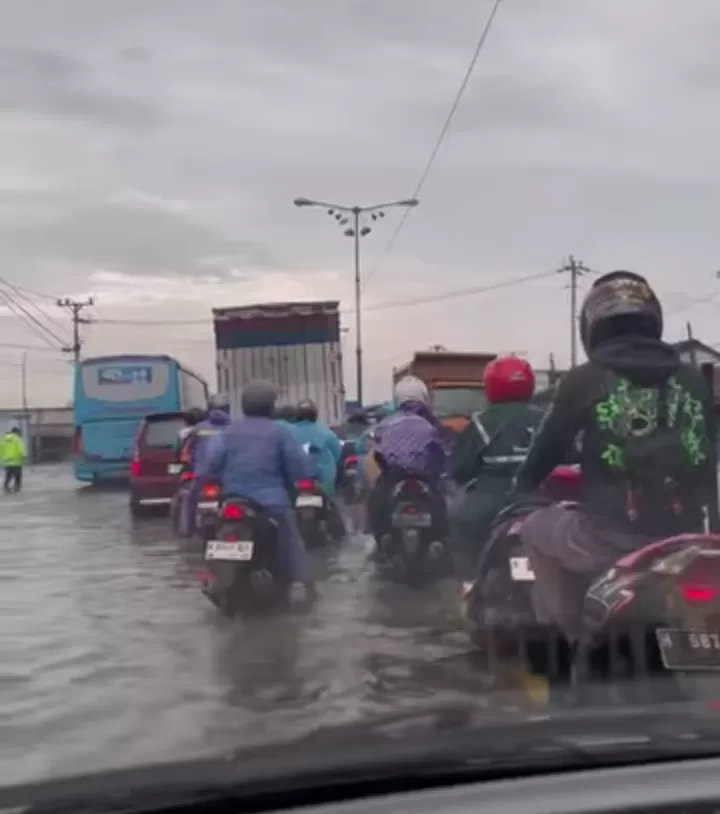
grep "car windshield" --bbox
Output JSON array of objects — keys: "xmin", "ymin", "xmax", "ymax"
[
  {"xmin": 143, "ymin": 417, "xmax": 187, "ymax": 449},
  {"xmin": 432, "ymin": 387, "xmax": 488, "ymax": 417},
  {"xmin": 6, "ymin": 0, "xmax": 720, "ymax": 806}
]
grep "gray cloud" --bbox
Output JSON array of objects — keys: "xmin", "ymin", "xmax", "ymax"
[{"xmin": 0, "ymin": 0, "xmax": 718, "ymax": 405}]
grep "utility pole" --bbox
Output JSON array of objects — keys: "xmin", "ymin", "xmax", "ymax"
[
  {"xmin": 558, "ymin": 256, "xmax": 590, "ymax": 368},
  {"xmin": 293, "ymin": 195, "xmax": 419, "ymax": 407},
  {"xmin": 57, "ymin": 297, "xmax": 94, "ymax": 362}
]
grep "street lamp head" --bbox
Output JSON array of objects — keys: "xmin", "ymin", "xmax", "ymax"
[
  {"xmin": 293, "ymin": 197, "xmax": 313, "ymax": 208},
  {"xmin": 400, "ymin": 198, "xmax": 419, "ymax": 208}
]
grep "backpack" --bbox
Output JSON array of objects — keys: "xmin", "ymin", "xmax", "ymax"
[{"xmin": 597, "ymin": 377, "xmax": 705, "ymax": 530}]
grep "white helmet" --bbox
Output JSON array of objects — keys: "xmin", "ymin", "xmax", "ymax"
[{"xmin": 393, "ymin": 375, "xmax": 429, "ymax": 406}]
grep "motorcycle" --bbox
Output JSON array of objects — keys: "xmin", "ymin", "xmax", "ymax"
[
  {"xmin": 199, "ymin": 496, "xmax": 288, "ymax": 615},
  {"xmin": 465, "ymin": 466, "xmax": 720, "ymax": 706},
  {"xmin": 338, "ymin": 453, "xmax": 363, "ymax": 504},
  {"xmin": 373, "ymin": 473, "xmax": 451, "ymax": 584},
  {"xmin": 170, "ymin": 470, "xmax": 221, "ymax": 540},
  {"xmin": 294, "ymin": 477, "xmax": 344, "ymax": 548}
]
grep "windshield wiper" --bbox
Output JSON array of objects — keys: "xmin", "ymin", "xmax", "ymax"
[{"xmin": 11, "ymin": 701, "xmax": 720, "ymax": 814}]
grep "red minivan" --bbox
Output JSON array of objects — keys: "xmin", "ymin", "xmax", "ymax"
[{"xmin": 129, "ymin": 411, "xmax": 188, "ymax": 517}]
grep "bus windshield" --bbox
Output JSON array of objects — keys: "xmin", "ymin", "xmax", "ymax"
[{"xmin": 432, "ymin": 386, "xmax": 487, "ymax": 417}]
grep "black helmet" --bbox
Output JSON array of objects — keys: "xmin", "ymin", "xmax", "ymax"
[
  {"xmin": 185, "ymin": 407, "xmax": 205, "ymax": 426},
  {"xmin": 241, "ymin": 380, "xmax": 278, "ymax": 418},
  {"xmin": 579, "ymin": 270, "xmax": 663, "ymax": 354},
  {"xmin": 208, "ymin": 392, "xmax": 231, "ymax": 413},
  {"xmin": 274, "ymin": 404, "xmax": 297, "ymax": 422},
  {"xmin": 296, "ymin": 398, "xmax": 318, "ymax": 422}
]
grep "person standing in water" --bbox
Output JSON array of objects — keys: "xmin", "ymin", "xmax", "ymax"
[{"xmin": 1, "ymin": 426, "xmax": 27, "ymax": 492}]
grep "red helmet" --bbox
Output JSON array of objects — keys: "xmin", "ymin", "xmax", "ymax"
[{"xmin": 483, "ymin": 355, "xmax": 535, "ymax": 403}]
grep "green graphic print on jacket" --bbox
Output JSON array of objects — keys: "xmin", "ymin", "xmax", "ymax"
[{"xmin": 594, "ymin": 375, "xmax": 707, "ymax": 472}]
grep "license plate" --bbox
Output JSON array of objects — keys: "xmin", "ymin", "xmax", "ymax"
[
  {"xmin": 205, "ymin": 540, "xmax": 254, "ymax": 561},
  {"xmin": 296, "ymin": 494, "xmax": 323, "ymax": 508},
  {"xmin": 656, "ymin": 628, "xmax": 720, "ymax": 670},
  {"xmin": 392, "ymin": 512, "xmax": 432, "ymax": 528},
  {"xmin": 197, "ymin": 501, "xmax": 219, "ymax": 510},
  {"xmin": 509, "ymin": 556, "xmax": 535, "ymax": 581},
  {"xmin": 167, "ymin": 463, "xmax": 183, "ymax": 475}
]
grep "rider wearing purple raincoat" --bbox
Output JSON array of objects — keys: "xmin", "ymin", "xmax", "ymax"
[{"xmin": 366, "ymin": 375, "xmax": 448, "ymax": 545}]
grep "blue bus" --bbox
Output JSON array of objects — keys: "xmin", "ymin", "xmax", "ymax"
[{"xmin": 73, "ymin": 354, "xmax": 209, "ymax": 483}]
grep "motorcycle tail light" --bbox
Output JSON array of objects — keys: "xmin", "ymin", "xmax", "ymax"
[
  {"xmin": 296, "ymin": 479, "xmax": 314, "ymax": 491},
  {"xmin": 181, "ymin": 471, "xmax": 194, "ymax": 482},
  {"xmin": 345, "ymin": 455, "xmax": 358, "ymax": 466},
  {"xmin": 202, "ymin": 483, "xmax": 219, "ymax": 499},
  {"xmin": 222, "ymin": 504, "xmax": 245, "ymax": 520},
  {"xmin": 679, "ymin": 583, "xmax": 720, "ymax": 604},
  {"xmin": 402, "ymin": 505, "xmax": 418, "ymax": 514}
]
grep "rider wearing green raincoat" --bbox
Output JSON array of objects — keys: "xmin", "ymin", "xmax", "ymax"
[{"xmin": 448, "ymin": 356, "xmax": 546, "ymax": 581}]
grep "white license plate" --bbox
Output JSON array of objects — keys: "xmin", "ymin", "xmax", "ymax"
[
  {"xmin": 296, "ymin": 494, "xmax": 323, "ymax": 508},
  {"xmin": 205, "ymin": 540, "xmax": 254, "ymax": 561},
  {"xmin": 167, "ymin": 463, "xmax": 183, "ymax": 475},
  {"xmin": 509, "ymin": 556, "xmax": 535, "ymax": 581},
  {"xmin": 392, "ymin": 512, "xmax": 432, "ymax": 528},
  {"xmin": 197, "ymin": 501, "xmax": 219, "ymax": 510}
]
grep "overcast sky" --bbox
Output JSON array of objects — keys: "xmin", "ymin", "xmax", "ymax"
[{"xmin": 2, "ymin": 0, "xmax": 720, "ymax": 407}]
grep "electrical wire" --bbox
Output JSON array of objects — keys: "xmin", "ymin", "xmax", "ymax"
[
  {"xmin": 362, "ymin": 0, "xmax": 504, "ymax": 292},
  {"xmin": 0, "ymin": 291, "xmax": 64, "ymax": 350},
  {"xmin": 90, "ymin": 268, "xmax": 556, "ymax": 326},
  {"xmin": 0, "ymin": 276, "xmax": 69, "ymax": 340}
]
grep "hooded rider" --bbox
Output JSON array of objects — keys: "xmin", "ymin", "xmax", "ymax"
[
  {"xmin": 289, "ymin": 398, "xmax": 345, "ymax": 538},
  {"xmin": 182, "ymin": 394, "xmax": 231, "ymax": 536},
  {"xmin": 511, "ymin": 271, "xmax": 719, "ymax": 638},
  {"xmin": 274, "ymin": 404, "xmax": 298, "ymax": 428},
  {"xmin": 366, "ymin": 375, "xmax": 448, "ymax": 546},
  {"xmin": 288, "ymin": 399, "xmax": 343, "ymax": 495},
  {"xmin": 447, "ymin": 355, "xmax": 546, "ymax": 581},
  {"xmin": 197, "ymin": 380, "xmax": 315, "ymax": 607}
]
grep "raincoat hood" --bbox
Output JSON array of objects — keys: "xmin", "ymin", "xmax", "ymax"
[
  {"xmin": 589, "ymin": 335, "xmax": 681, "ymax": 387},
  {"xmin": 207, "ymin": 409, "xmax": 230, "ymax": 427}
]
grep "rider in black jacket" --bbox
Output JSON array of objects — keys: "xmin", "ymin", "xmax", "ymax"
[{"xmin": 515, "ymin": 270, "xmax": 718, "ymax": 538}]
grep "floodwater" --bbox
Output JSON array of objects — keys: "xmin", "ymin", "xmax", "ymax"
[{"xmin": 0, "ymin": 465, "xmax": 499, "ymax": 787}]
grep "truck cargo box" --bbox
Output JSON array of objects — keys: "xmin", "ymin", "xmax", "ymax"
[{"xmin": 214, "ymin": 300, "xmax": 346, "ymax": 425}]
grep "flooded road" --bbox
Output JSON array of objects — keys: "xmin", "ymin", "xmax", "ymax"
[{"xmin": 1, "ymin": 465, "xmax": 487, "ymax": 786}]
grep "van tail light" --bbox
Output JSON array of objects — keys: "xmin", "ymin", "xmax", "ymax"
[
  {"xmin": 296, "ymin": 480, "xmax": 315, "ymax": 492},
  {"xmin": 130, "ymin": 446, "xmax": 141, "ymax": 477},
  {"xmin": 202, "ymin": 483, "xmax": 219, "ymax": 500},
  {"xmin": 222, "ymin": 503, "xmax": 245, "ymax": 520}
]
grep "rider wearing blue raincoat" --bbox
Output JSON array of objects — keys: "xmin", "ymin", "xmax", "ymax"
[
  {"xmin": 289, "ymin": 399, "xmax": 343, "ymax": 497},
  {"xmin": 182, "ymin": 394, "xmax": 231, "ymax": 536},
  {"xmin": 196, "ymin": 381, "xmax": 314, "ymax": 606}
]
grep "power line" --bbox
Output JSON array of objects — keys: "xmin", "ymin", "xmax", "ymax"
[
  {"xmin": 0, "ymin": 276, "xmax": 69, "ymax": 340},
  {"xmin": 362, "ymin": 0, "xmax": 504, "ymax": 291},
  {"xmin": 91, "ymin": 269, "xmax": 556, "ymax": 326},
  {"xmin": 0, "ymin": 291, "xmax": 65, "ymax": 350}
]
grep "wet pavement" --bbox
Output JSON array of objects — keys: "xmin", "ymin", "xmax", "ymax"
[{"xmin": 1, "ymin": 465, "xmax": 493, "ymax": 786}]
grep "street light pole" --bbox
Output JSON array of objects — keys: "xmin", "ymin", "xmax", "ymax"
[{"xmin": 293, "ymin": 196, "xmax": 419, "ymax": 406}]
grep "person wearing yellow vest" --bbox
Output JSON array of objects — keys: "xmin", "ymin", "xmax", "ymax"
[{"xmin": 1, "ymin": 426, "xmax": 27, "ymax": 492}]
